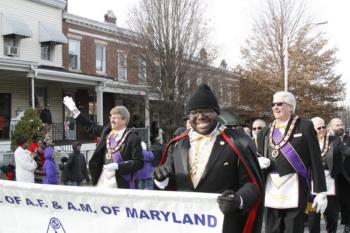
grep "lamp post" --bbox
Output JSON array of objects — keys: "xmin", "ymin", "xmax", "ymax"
[{"xmin": 283, "ymin": 21, "xmax": 328, "ymax": 91}]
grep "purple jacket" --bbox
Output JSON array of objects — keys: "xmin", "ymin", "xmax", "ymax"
[
  {"xmin": 42, "ymin": 147, "xmax": 59, "ymax": 185},
  {"xmin": 134, "ymin": 150, "xmax": 154, "ymax": 180}
]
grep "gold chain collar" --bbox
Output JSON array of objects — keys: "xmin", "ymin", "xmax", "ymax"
[
  {"xmin": 321, "ymin": 133, "xmax": 330, "ymax": 157},
  {"xmin": 106, "ymin": 129, "xmax": 130, "ymax": 160},
  {"xmin": 269, "ymin": 115, "xmax": 299, "ymax": 157}
]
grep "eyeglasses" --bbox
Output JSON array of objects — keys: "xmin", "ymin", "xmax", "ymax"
[
  {"xmin": 316, "ymin": 126, "xmax": 326, "ymax": 130},
  {"xmin": 252, "ymin": 126, "xmax": 262, "ymax": 131},
  {"xmin": 110, "ymin": 115, "xmax": 123, "ymax": 121},
  {"xmin": 271, "ymin": 102, "xmax": 284, "ymax": 107},
  {"xmin": 189, "ymin": 108, "xmax": 214, "ymax": 118}
]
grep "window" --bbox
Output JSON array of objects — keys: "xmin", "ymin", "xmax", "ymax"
[
  {"xmin": 138, "ymin": 56, "xmax": 147, "ymax": 82},
  {"xmin": 41, "ymin": 42, "xmax": 53, "ymax": 60},
  {"xmin": 88, "ymin": 93, "xmax": 97, "ymax": 123},
  {"xmin": 35, "ymin": 87, "xmax": 47, "ymax": 110},
  {"xmin": 96, "ymin": 44, "xmax": 106, "ymax": 73},
  {"xmin": 69, "ymin": 39, "xmax": 80, "ymax": 70},
  {"xmin": 3, "ymin": 35, "xmax": 18, "ymax": 56},
  {"xmin": 118, "ymin": 52, "xmax": 127, "ymax": 81}
]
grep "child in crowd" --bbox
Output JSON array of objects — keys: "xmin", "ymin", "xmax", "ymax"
[
  {"xmin": 134, "ymin": 141, "xmax": 154, "ymax": 190},
  {"xmin": 42, "ymin": 147, "xmax": 59, "ymax": 185}
]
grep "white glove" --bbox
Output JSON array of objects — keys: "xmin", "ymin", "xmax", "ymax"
[
  {"xmin": 257, "ymin": 157, "xmax": 271, "ymax": 169},
  {"xmin": 312, "ymin": 192, "xmax": 328, "ymax": 214},
  {"xmin": 63, "ymin": 96, "xmax": 80, "ymax": 118},
  {"xmin": 103, "ymin": 163, "xmax": 119, "ymax": 171}
]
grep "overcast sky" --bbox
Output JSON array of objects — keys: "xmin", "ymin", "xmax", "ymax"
[{"xmin": 67, "ymin": 0, "xmax": 350, "ymax": 103}]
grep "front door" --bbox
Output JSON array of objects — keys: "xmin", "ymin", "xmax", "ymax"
[{"xmin": 0, "ymin": 94, "xmax": 11, "ymax": 139}]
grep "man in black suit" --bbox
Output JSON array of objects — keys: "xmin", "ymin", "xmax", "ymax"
[
  {"xmin": 63, "ymin": 96, "xmax": 143, "ymax": 189},
  {"xmin": 329, "ymin": 118, "xmax": 350, "ymax": 233},
  {"xmin": 308, "ymin": 117, "xmax": 342, "ymax": 233},
  {"xmin": 153, "ymin": 84, "xmax": 264, "ymax": 233},
  {"xmin": 257, "ymin": 91, "xmax": 327, "ymax": 233}
]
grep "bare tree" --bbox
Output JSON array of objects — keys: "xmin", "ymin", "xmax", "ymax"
[
  {"xmin": 240, "ymin": 0, "xmax": 345, "ymax": 120},
  {"xmin": 128, "ymin": 0, "xmax": 213, "ymax": 101}
]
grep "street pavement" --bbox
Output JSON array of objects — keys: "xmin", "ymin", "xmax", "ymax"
[{"xmin": 262, "ymin": 220, "xmax": 344, "ymax": 233}]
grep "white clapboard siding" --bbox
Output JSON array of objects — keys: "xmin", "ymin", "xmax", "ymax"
[
  {"xmin": 46, "ymin": 83, "xmax": 63, "ymax": 123},
  {"xmin": 0, "ymin": 79, "xmax": 64, "ymax": 123},
  {"xmin": 0, "ymin": 0, "xmax": 64, "ymax": 66},
  {"xmin": 0, "ymin": 79, "xmax": 30, "ymax": 118}
]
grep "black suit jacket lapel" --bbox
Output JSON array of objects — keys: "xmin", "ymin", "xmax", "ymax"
[
  {"xmin": 96, "ymin": 126, "xmax": 110, "ymax": 153},
  {"xmin": 179, "ymin": 139, "xmax": 191, "ymax": 175},
  {"xmin": 197, "ymin": 136, "xmax": 226, "ymax": 185}
]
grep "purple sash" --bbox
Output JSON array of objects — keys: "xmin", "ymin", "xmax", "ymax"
[
  {"xmin": 273, "ymin": 128, "xmax": 311, "ymax": 190},
  {"xmin": 109, "ymin": 134, "xmax": 135, "ymax": 189}
]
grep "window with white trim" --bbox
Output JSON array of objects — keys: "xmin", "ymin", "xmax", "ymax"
[
  {"xmin": 3, "ymin": 35, "xmax": 19, "ymax": 56},
  {"xmin": 138, "ymin": 56, "xmax": 147, "ymax": 82},
  {"xmin": 69, "ymin": 39, "xmax": 80, "ymax": 70},
  {"xmin": 96, "ymin": 44, "xmax": 106, "ymax": 73},
  {"xmin": 41, "ymin": 42, "xmax": 54, "ymax": 60},
  {"xmin": 118, "ymin": 52, "xmax": 127, "ymax": 81}
]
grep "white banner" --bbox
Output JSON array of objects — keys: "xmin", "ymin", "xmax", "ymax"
[{"xmin": 0, "ymin": 180, "xmax": 223, "ymax": 233}]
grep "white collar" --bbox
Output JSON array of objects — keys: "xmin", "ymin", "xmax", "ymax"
[{"xmin": 189, "ymin": 123, "xmax": 220, "ymax": 138}]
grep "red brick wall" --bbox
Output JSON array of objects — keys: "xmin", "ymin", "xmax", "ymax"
[{"xmin": 63, "ymin": 21, "xmax": 140, "ymax": 84}]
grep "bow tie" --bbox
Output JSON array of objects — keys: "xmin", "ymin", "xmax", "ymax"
[
  {"xmin": 275, "ymin": 123, "xmax": 287, "ymax": 129},
  {"xmin": 110, "ymin": 130, "xmax": 119, "ymax": 137},
  {"xmin": 192, "ymin": 132, "xmax": 211, "ymax": 141}
]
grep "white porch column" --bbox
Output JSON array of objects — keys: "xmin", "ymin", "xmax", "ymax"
[
  {"xmin": 95, "ymin": 85, "xmax": 104, "ymax": 125},
  {"xmin": 27, "ymin": 71, "xmax": 35, "ymax": 109}
]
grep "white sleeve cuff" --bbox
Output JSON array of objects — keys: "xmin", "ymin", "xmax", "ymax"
[
  {"xmin": 72, "ymin": 109, "xmax": 81, "ymax": 119},
  {"xmin": 154, "ymin": 178, "xmax": 169, "ymax": 189}
]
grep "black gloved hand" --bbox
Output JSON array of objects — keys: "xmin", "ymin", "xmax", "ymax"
[
  {"xmin": 152, "ymin": 165, "xmax": 172, "ymax": 181},
  {"xmin": 217, "ymin": 190, "xmax": 241, "ymax": 215}
]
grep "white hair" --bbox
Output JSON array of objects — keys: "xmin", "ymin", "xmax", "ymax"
[
  {"xmin": 329, "ymin": 118, "xmax": 342, "ymax": 129},
  {"xmin": 311, "ymin": 117, "xmax": 325, "ymax": 125},
  {"xmin": 273, "ymin": 91, "xmax": 296, "ymax": 113},
  {"xmin": 252, "ymin": 119, "xmax": 266, "ymax": 127}
]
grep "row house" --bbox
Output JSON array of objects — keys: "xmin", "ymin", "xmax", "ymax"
[
  {"xmin": 0, "ymin": 0, "xmax": 76, "ymax": 150},
  {"xmin": 62, "ymin": 11, "xmax": 153, "ymax": 142}
]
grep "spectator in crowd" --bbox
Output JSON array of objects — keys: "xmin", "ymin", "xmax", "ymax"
[
  {"xmin": 63, "ymin": 96, "xmax": 143, "ymax": 189},
  {"xmin": 63, "ymin": 142, "xmax": 90, "ymax": 186},
  {"xmin": 0, "ymin": 164, "xmax": 15, "ymax": 180},
  {"xmin": 150, "ymin": 136, "xmax": 164, "ymax": 167},
  {"xmin": 40, "ymin": 104, "xmax": 53, "ymax": 133},
  {"xmin": 28, "ymin": 137, "xmax": 46, "ymax": 183},
  {"xmin": 173, "ymin": 117, "xmax": 191, "ymax": 137},
  {"xmin": 14, "ymin": 135, "xmax": 37, "ymax": 183},
  {"xmin": 135, "ymin": 141, "xmax": 154, "ymax": 190},
  {"xmin": 42, "ymin": 147, "xmax": 59, "ymax": 185}
]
